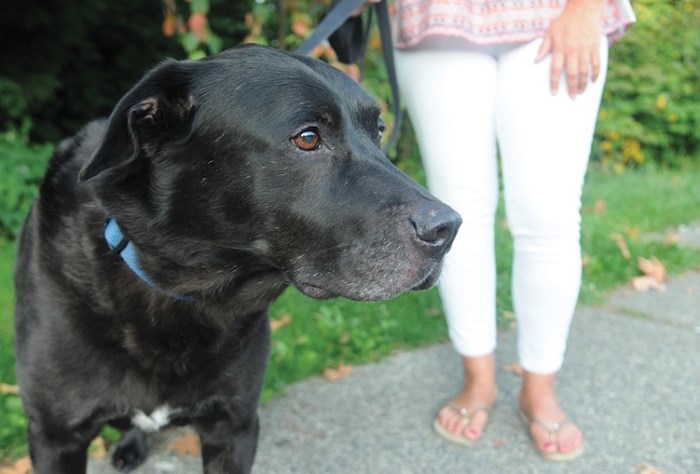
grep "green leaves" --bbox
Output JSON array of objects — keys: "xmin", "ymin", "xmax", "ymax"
[
  {"xmin": 162, "ymin": 0, "xmax": 223, "ymax": 59},
  {"xmin": 596, "ymin": 0, "xmax": 700, "ymax": 169},
  {"xmin": 0, "ymin": 132, "xmax": 53, "ymax": 239}
]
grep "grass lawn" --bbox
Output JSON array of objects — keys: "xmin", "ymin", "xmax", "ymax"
[
  {"xmin": 2, "ymin": 164, "xmax": 700, "ymax": 460},
  {"xmin": 579, "ymin": 165, "xmax": 700, "ymax": 302}
]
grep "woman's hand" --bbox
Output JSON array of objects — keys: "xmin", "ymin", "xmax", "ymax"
[{"xmin": 535, "ymin": 0, "xmax": 606, "ymax": 98}]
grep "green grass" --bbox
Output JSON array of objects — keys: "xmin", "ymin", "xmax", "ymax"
[
  {"xmin": 579, "ymin": 164, "xmax": 700, "ymax": 303},
  {"xmin": 0, "ymin": 240, "xmax": 16, "ymax": 383},
  {"xmin": 0, "ymin": 239, "xmax": 27, "ymax": 461},
  {"xmin": 2, "ymin": 164, "xmax": 700, "ymax": 461}
]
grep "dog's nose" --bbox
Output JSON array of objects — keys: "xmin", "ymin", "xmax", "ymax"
[{"xmin": 410, "ymin": 205, "xmax": 462, "ymax": 254}]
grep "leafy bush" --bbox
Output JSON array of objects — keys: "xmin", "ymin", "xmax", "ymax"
[
  {"xmin": 596, "ymin": 0, "xmax": 700, "ymax": 169},
  {"xmin": 0, "ymin": 132, "xmax": 53, "ymax": 239},
  {"xmin": 0, "ymin": 0, "xmax": 240, "ymax": 143},
  {"xmin": 0, "ymin": 395, "xmax": 27, "ymax": 460}
]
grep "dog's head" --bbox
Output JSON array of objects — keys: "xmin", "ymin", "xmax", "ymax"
[{"xmin": 79, "ymin": 44, "xmax": 460, "ymax": 302}]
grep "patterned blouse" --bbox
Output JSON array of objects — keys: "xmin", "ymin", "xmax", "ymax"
[{"xmin": 395, "ymin": 0, "xmax": 636, "ymax": 48}]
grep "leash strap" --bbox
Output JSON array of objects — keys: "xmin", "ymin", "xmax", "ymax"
[
  {"xmin": 297, "ymin": 0, "xmax": 368, "ymax": 56},
  {"xmin": 297, "ymin": 0, "xmax": 402, "ymax": 154},
  {"xmin": 374, "ymin": 0, "xmax": 402, "ymax": 152}
]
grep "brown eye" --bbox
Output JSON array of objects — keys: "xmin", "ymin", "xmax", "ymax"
[{"xmin": 292, "ymin": 128, "xmax": 321, "ymax": 151}]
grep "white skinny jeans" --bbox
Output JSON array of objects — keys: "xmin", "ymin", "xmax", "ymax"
[{"xmin": 396, "ymin": 36, "xmax": 608, "ymax": 374}]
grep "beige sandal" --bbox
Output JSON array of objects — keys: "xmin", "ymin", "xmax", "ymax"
[
  {"xmin": 432, "ymin": 402, "xmax": 490, "ymax": 446},
  {"xmin": 520, "ymin": 410, "xmax": 584, "ymax": 461}
]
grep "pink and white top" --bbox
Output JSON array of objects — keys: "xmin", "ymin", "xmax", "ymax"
[{"xmin": 395, "ymin": 0, "xmax": 636, "ymax": 48}]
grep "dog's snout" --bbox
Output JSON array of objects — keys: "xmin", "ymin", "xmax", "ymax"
[{"xmin": 410, "ymin": 206, "xmax": 461, "ymax": 252}]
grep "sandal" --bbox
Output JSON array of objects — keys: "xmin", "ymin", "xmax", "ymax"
[
  {"xmin": 432, "ymin": 402, "xmax": 490, "ymax": 446},
  {"xmin": 520, "ymin": 410, "xmax": 584, "ymax": 461}
]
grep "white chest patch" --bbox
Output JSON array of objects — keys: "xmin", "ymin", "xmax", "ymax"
[{"xmin": 131, "ymin": 405, "xmax": 172, "ymax": 432}]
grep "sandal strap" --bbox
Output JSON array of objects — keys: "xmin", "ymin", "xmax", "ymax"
[
  {"xmin": 446, "ymin": 402, "xmax": 490, "ymax": 424},
  {"xmin": 529, "ymin": 417, "xmax": 571, "ymax": 442}
]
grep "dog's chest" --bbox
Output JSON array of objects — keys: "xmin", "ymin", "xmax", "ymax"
[{"xmin": 130, "ymin": 405, "xmax": 176, "ymax": 432}]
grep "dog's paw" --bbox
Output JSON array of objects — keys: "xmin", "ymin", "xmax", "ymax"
[{"xmin": 112, "ymin": 427, "xmax": 148, "ymax": 472}]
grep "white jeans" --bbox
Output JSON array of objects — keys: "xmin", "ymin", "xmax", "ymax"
[{"xmin": 396, "ymin": 36, "xmax": 608, "ymax": 374}]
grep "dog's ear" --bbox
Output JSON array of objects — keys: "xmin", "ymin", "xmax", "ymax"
[{"xmin": 79, "ymin": 61, "xmax": 196, "ymax": 181}]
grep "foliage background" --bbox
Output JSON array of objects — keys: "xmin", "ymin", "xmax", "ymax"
[
  {"xmin": 596, "ymin": 0, "xmax": 700, "ymax": 170},
  {"xmin": 1, "ymin": 0, "xmax": 698, "ymax": 171}
]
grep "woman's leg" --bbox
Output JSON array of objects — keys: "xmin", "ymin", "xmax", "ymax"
[
  {"xmin": 396, "ymin": 38, "xmax": 500, "ymax": 441},
  {"xmin": 495, "ymin": 36, "xmax": 609, "ymax": 455}
]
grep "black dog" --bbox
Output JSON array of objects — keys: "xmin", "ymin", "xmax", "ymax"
[{"xmin": 13, "ymin": 44, "xmax": 460, "ymax": 474}]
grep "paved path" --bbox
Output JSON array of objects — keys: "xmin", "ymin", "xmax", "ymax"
[{"xmin": 89, "ymin": 224, "xmax": 700, "ymax": 474}]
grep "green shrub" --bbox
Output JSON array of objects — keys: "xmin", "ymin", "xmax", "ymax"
[
  {"xmin": 0, "ymin": 1, "xmax": 208, "ymax": 143},
  {"xmin": 596, "ymin": 0, "xmax": 700, "ymax": 169},
  {"xmin": 0, "ymin": 132, "xmax": 53, "ymax": 239}
]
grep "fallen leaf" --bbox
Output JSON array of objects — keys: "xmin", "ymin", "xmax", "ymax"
[
  {"xmin": 501, "ymin": 361, "xmax": 523, "ymax": 376},
  {"xmin": 631, "ymin": 275, "xmax": 666, "ymax": 292},
  {"xmin": 168, "ymin": 431, "xmax": 201, "ymax": 457},
  {"xmin": 0, "ymin": 383, "xmax": 20, "ymax": 395},
  {"xmin": 270, "ymin": 313, "xmax": 292, "ymax": 331},
  {"xmin": 492, "ymin": 438, "xmax": 504, "ymax": 448},
  {"xmin": 89, "ymin": 436, "xmax": 108, "ymax": 459},
  {"xmin": 610, "ymin": 233, "xmax": 631, "ymax": 259},
  {"xmin": 636, "ymin": 462, "xmax": 664, "ymax": 474},
  {"xmin": 0, "ymin": 456, "xmax": 31, "ymax": 474},
  {"xmin": 637, "ymin": 256, "xmax": 668, "ymax": 283},
  {"xmin": 664, "ymin": 232, "xmax": 682, "ymax": 245},
  {"xmin": 625, "ymin": 226, "xmax": 641, "ymax": 240},
  {"xmin": 323, "ymin": 363, "xmax": 353, "ymax": 382},
  {"xmin": 594, "ymin": 199, "xmax": 607, "ymax": 214}
]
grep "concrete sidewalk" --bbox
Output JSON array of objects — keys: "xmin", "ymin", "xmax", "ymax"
[
  {"xmin": 251, "ymin": 271, "xmax": 700, "ymax": 474},
  {"xmin": 88, "ymin": 268, "xmax": 700, "ymax": 474}
]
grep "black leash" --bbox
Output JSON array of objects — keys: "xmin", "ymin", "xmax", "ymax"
[{"xmin": 297, "ymin": 0, "xmax": 402, "ymax": 153}]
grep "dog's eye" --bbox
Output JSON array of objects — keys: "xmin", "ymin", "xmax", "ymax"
[
  {"xmin": 378, "ymin": 120, "xmax": 386, "ymax": 140},
  {"xmin": 292, "ymin": 128, "xmax": 321, "ymax": 151}
]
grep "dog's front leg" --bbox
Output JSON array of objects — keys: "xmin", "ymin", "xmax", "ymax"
[
  {"xmin": 27, "ymin": 422, "xmax": 92, "ymax": 474},
  {"xmin": 196, "ymin": 414, "xmax": 260, "ymax": 474}
]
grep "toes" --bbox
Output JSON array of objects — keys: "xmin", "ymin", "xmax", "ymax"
[
  {"xmin": 559, "ymin": 432, "xmax": 585, "ymax": 453},
  {"xmin": 440, "ymin": 407, "xmax": 466, "ymax": 435},
  {"xmin": 438, "ymin": 405, "xmax": 489, "ymax": 440},
  {"xmin": 112, "ymin": 427, "xmax": 149, "ymax": 472},
  {"xmin": 529, "ymin": 422, "xmax": 583, "ymax": 455},
  {"xmin": 464, "ymin": 425, "xmax": 481, "ymax": 440}
]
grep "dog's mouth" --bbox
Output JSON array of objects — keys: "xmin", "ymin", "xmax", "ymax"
[
  {"xmin": 411, "ymin": 266, "xmax": 442, "ymax": 291},
  {"xmin": 296, "ymin": 282, "xmax": 337, "ymax": 300},
  {"xmin": 293, "ymin": 263, "xmax": 443, "ymax": 302}
]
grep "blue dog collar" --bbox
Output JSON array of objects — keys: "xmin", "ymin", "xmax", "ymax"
[{"xmin": 104, "ymin": 219, "xmax": 193, "ymax": 302}]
